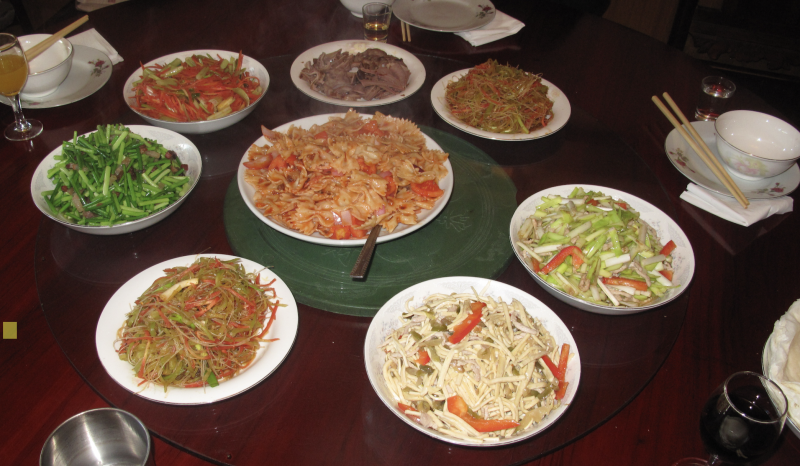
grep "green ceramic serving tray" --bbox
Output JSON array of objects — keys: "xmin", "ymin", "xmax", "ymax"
[{"xmin": 223, "ymin": 126, "xmax": 516, "ymax": 316}]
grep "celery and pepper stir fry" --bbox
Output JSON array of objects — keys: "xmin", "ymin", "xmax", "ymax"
[
  {"xmin": 41, "ymin": 124, "xmax": 191, "ymax": 226},
  {"xmin": 516, "ymin": 187, "xmax": 678, "ymax": 308},
  {"xmin": 116, "ymin": 257, "xmax": 280, "ymax": 390},
  {"xmin": 381, "ymin": 290, "xmax": 571, "ymax": 443}
]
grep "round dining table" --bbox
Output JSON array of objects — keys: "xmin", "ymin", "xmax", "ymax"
[{"xmin": 2, "ymin": 0, "xmax": 799, "ymax": 464}]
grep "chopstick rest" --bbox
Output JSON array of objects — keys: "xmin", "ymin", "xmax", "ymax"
[{"xmin": 680, "ymin": 183, "xmax": 792, "ymax": 226}]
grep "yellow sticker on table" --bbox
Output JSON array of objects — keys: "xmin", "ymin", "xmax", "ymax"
[{"xmin": 3, "ymin": 322, "xmax": 17, "ymax": 339}]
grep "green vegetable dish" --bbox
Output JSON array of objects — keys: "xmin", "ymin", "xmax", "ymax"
[
  {"xmin": 41, "ymin": 124, "xmax": 191, "ymax": 226},
  {"xmin": 516, "ymin": 187, "xmax": 679, "ymax": 308}
]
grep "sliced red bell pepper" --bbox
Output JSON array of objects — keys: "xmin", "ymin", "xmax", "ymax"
[
  {"xmin": 557, "ymin": 343, "xmax": 570, "ymax": 378},
  {"xmin": 554, "ymin": 381, "xmax": 569, "ymax": 400},
  {"xmin": 540, "ymin": 246, "xmax": 585, "ymax": 274},
  {"xmin": 448, "ymin": 302, "xmax": 485, "ymax": 344},
  {"xmin": 416, "ymin": 350, "xmax": 431, "ymax": 365},
  {"xmin": 530, "ymin": 257, "xmax": 541, "ymax": 273},
  {"xmin": 659, "ymin": 270, "xmax": 674, "ymax": 281},
  {"xmin": 541, "ymin": 354, "xmax": 562, "ymax": 381},
  {"xmin": 659, "ymin": 240, "xmax": 677, "ymax": 256},
  {"xmin": 601, "ymin": 276, "xmax": 649, "ymax": 292},
  {"xmin": 447, "ymin": 395, "xmax": 519, "ymax": 432}
]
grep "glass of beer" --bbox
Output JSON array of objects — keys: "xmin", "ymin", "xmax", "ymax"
[
  {"xmin": 362, "ymin": 3, "xmax": 392, "ymax": 42},
  {"xmin": 0, "ymin": 33, "xmax": 43, "ymax": 141}
]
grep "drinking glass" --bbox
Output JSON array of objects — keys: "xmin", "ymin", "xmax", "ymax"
[
  {"xmin": 694, "ymin": 76, "xmax": 736, "ymax": 121},
  {"xmin": 362, "ymin": 3, "xmax": 392, "ymax": 42},
  {"xmin": 0, "ymin": 33, "xmax": 43, "ymax": 141},
  {"xmin": 673, "ymin": 371, "xmax": 788, "ymax": 466}
]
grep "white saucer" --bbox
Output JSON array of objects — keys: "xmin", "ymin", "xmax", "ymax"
[
  {"xmin": 664, "ymin": 120, "xmax": 799, "ymax": 199},
  {"xmin": 0, "ymin": 46, "xmax": 112, "ymax": 109},
  {"xmin": 393, "ymin": 0, "xmax": 495, "ymax": 33}
]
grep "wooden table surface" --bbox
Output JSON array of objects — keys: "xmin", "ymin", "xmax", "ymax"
[{"xmin": 1, "ymin": 1, "xmax": 798, "ymax": 465}]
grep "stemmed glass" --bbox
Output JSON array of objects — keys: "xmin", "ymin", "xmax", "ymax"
[
  {"xmin": 0, "ymin": 33, "xmax": 43, "ymax": 141},
  {"xmin": 674, "ymin": 371, "xmax": 789, "ymax": 466}
]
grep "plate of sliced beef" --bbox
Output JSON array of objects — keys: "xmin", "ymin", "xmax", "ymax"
[{"xmin": 291, "ymin": 40, "xmax": 425, "ymax": 107}]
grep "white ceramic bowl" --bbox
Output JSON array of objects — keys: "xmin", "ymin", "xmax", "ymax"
[
  {"xmin": 123, "ymin": 50, "xmax": 269, "ymax": 134},
  {"xmin": 340, "ymin": 0, "xmax": 394, "ymax": 17},
  {"xmin": 509, "ymin": 185, "xmax": 695, "ymax": 315},
  {"xmin": 364, "ymin": 276, "xmax": 580, "ymax": 446},
  {"xmin": 18, "ymin": 34, "xmax": 73, "ymax": 98},
  {"xmin": 715, "ymin": 110, "xmax": 800, "ymax": 180},
  {"xmin": 31, "ymin": 125, "xmax": 202, "ymax": 235}
]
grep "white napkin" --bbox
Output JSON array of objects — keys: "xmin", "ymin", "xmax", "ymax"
[
  {"xmin": 680, "ymin": 183, "xmax": 793, "ymax": 226},
  {"xmin": 456, "ymin": 11, "xmax": 525, "ymax": 47},
  {"xmin": 68, "ymin": 28, "xmax": 123, "ymax": 65}
]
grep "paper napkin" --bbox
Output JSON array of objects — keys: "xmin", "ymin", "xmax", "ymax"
[
  {"xmin": 68, "ymin": 28, "xmax": 123, "ymax": 65},
  {"xmin": 680, "ymin": 183, "xmax": 793, "ymax": 226},
  {"xmin": 456, "ymin": 11, "xmax": 525, "ymax": 47}
]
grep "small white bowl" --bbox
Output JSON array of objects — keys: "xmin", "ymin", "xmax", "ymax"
[
  {"xmin": 19, "ymin": 34, "xmax": 73, "ymax": 98},
  {"xmin": 31, "ymin": 125, "xmax": 202, "ymax": 235},
  {"xmin": 123, "ymin": 50, "xmax": 269, "ymax": 134},
  {"xmin": 715, "ymin": 110, "xmax": 800, "ymax": 180},
  {"xmin": 340, "ymin": 0, "xmax": 394, "ymax": 17}
]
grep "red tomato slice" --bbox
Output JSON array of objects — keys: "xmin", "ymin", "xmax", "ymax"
[{"xmin": 410, "ymin": 180, "xmax": 444, "ymax": 198}]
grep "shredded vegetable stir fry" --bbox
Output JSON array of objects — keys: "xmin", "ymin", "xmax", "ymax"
[
  {"xmin": 130, "ymin": 52, "xmax": 262, "ymax": 122},
  {"xmin": 380, "ymin": 290, "xmax": 571, "ymax": 443},
  {"xmin": 445, "ymin": 59, "xmax": 554, "ymax": 134},
  {"xmin": 516, "ymin": 187, "xmax": 679, "ymax": 308},
  {"xmin": 116, "ymin": 257, "xmax": 280, "ymax": 390},
  {"xmin": 243, "ymin": 110, "xmax": 449, "ymax": 239}
]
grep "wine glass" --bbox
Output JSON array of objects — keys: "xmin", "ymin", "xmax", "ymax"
[
  {"xmin": 0, "ymin": 33, "xmax": 43, "ymax": 141},
  {"xmin": 674, "ymin": 371, "xmax": 789, "ymax": 466}
]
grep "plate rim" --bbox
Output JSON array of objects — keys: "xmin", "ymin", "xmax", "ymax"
[
  {"xmin": 393, "ymin": 0, "xmax": 496, "ymax": 33},
  {"xmin": 363, "ymin": 275, "xmax": 581, "ymax": 446},
  {"xmin": 122, "ymin": 49, "xmax": 269, "ymax": 127},
  {"xmin": 289, "ymin": 40, "xmax": 426, "ymax": 107},
  {"xmin": 664, "ymin": 120, "xmax": 799, "ymax": 199},
  {"xmin": 509, "ymin": 184, "xmax": 696, "ymax": 315},
  {"xmin": 29, "ymin": 125, "xmax": 203, "ymax": 234},
  {"xmin": 236, "ymin": 113, "xmax": 454, "ymax": 247},
  {"xmin": 431, "ymin": 69, "xmax": 571, "ymax": 141},
  {"xmin": 762, "ymin": 335, "xmax": 800, "ymax": 439},
  {"xmin": 95, "ymin": 253, "xmax": 299, "ymax": 405}
]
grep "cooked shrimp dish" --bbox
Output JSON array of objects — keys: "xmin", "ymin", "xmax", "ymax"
[
  {"xmin": 243, "ymin": 111, "xmax": 449, "ymax": 239},
  {"xmin": 380, "ymin": 289, "xmax": 572, "ymax": 443}
]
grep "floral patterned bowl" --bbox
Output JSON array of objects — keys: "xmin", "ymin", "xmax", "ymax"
[{"xmin": 715, "ymin": 110, "xmax": 800, "ymax": 180}]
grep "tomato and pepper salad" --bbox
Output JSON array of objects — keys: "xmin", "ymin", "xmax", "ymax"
[
  {"xmin": 130, "ymin": 51, "xmax": 263, "ymax": 122},
  {"xmin": 516, "ymin": 187, "xmax": 678, "ymax": 308}
]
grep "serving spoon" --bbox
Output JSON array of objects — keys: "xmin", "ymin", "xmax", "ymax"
[{"xmin": 350, "ymin": 225, "xmax": 381, "ymax": 279}]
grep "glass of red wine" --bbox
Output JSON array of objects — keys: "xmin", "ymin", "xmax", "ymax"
[{"xmin": 675, "ymin": 371, "xmax": 788, "ymax": 465}]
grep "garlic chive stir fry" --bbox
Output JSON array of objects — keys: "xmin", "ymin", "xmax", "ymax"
[
  {"xmin": 116, "ymin": 257, "xmax": 280, "ymax": 390},
  {"xmin": 517, "ymin": 187, "xmax": 678, "ymax": 308},
  {"xmin": 380, "ymin": 290, "xmax": 572, "ymax": 443}
]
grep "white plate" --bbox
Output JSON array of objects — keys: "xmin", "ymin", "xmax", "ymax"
[
  {"xmin": 393, "ymin": 0, "xmax": 495, "ymax": 33},
  {"xmin": 123, "ymin": 50, "xmax": 269, "ymax": 134},
  {"xmin": 665, "ymin": 121, "xmax": 799, "ymax": 199},
  {"xmin": 510, "ymin": 185, "xmax": 695, "ymax": 315},
  {"xmin": 0, "ymin": 46, "xmax": 111, "ymax": 109},
  {"xmin": 364, "ymin": 276, "xmax": 580, "ymax": 446},
  {"xmin": 96, "ymin": 254, "xmax": 299, "ymax": 405},
  {"xmin": 290, "ymin": 40, "xmax": 425, "ymax": 107},
  {"xmin": 30, "ymin": 125, "xmax": 202, "ymax": 236},
  {"xmin": 431, "ymin": 69, "xmax": 571, "ymax": 141},
  {"xmin": 237, "ymin": 113, "xmax": 454, "ymax": 247},
  {"xmin": 762, "ymin": 335, "xmax": 800, "ymax": 440}
]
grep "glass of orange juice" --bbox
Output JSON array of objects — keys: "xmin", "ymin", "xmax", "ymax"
[{"xmin": 0, "ymin": 33, "xmax": 43, "ymax": 141}]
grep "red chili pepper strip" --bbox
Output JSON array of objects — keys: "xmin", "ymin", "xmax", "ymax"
[
  {"xmin": 659, "ymin": 240, "xmax": 677, "ymax": 256},
  {"xmin": 448, "ymin": 302, "xmax": 485, "ymax": 344},
  {"xmin": 541, "ymin": 354, "xmax": 562, "ymax": 381},
  {"xmin": 416, "ymin": 350, "xmax": 431, "ymax": 365},
  {"xmin": 554, "ymin": 381, "xmax": 569, "ymax": 400},
  {"xmin": 530, "ymin": 257, "xmax": 541, "ymax": 273},
  {"xmin": 447, "ymin": 395, "xmax": 519, "ymax": 432},
  {"xmin": 540, "ymin": 246, "xmax": 585, "ymax": 275},
  {"xmin": 557, "ymin": 343, "xmax": 570, "ymax": 377},
  {"xmin": 601, "ymin": 276, "xmax": 649, "ymax": 292}
]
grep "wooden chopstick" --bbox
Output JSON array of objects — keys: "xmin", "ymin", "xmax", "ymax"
[
  {"xmin": 25, "ymin": 15, "xmax": 88, "ymax": 62},
  {"xmin": 652, "ymin": 95, "xmax": 749, "ymax": 209},
  {"xmin": 401, "ymin": 21, "xmax": 407, "ymax": 42},
  {"xmin": 402, "ymin": 21, "xmax": 411, "ymax": 42}
]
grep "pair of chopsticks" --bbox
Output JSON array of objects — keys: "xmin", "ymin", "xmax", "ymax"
[
  {"xmin": 401, "ymin": 21, "xmax": 411, "ymax": 42},
  {"xmin": 652, "ymin": 92, "xmax": 749, "ymax": 209},
  {"xmin": 24, "ymin": 15, "xmax": 88, "ymax": 62}
]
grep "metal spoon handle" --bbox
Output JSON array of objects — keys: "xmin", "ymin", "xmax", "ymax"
[{"xmin": 350, "ymin": 225, "xmax": 381, "ymax": 279}]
